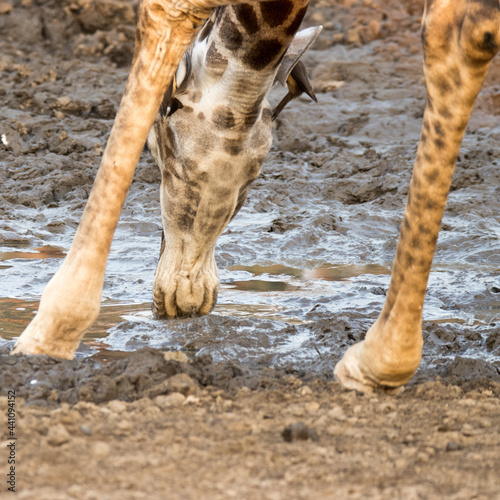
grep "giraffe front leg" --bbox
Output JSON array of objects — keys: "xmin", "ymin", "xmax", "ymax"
[
  {"xmin": 10, "ymin": 0, "xmax": 217, "ymax": 359},
  {"xmin": 335, "ymin": 0, "xmax": 500, "ymax": 392}
]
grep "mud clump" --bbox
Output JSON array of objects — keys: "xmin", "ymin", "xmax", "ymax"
[
  {"xmin": 2, "ymin": 345, "xmax": 500, "ymax": 407},
  {"xmin": 0, "ymin": 347, "xmax": 301, "ymax": 406},
  {"xmin": 447, "ymin": 356, "xmax": 500, "ymax": 383}
]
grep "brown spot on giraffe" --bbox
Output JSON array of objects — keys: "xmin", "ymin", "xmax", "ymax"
[
  {"xmin": 190, "ymin": 91, "xmax": 202, "ymax": 103},
  {"xmin": 223, "ymin": 138, "xmax": 243, "ymax": 155},
  {"xmin": 434, "ymin": 138, "xmax": 445, "ymax": 150},
  {"xmin": 234, "ymin": 4, "xmax": 259, "ymax": 34},
  {"xmin": 410, "ymin": 235, "xmax": 422, "ymax": 250},
  {"xmin": 449, "ymin": 66, "xmax": 462, "ymax": 88},
  {"xmin": 436, "ymin": 77, "xmax": 452, "ymax": 96},
  {"xmin": 433, "ymin": 120, "xmax": 445, "ymax": 137},
  {"xmin": 211, "ymin": 105, "xmax": 235, "ymax": 129},
  {"xmin": 243, "ymin": 38, "xmax": 284, "ymax": 70},
  {"xmin": 260, "ymin": 0, "xmax": 294, "ymax": 28},
  {"xmin": 285, "ymin": 5, "xmax": 308, "ymax": 36},
  {"xmin": 424, "ymin": 168, "xmax": 440, "ymax": 184},
  {"xmin": 219, "ymin": 15, "xmax": 243, "ymax": 51},
  {"xmin": 206, "ymin": 42, "xmax": 228, "ymax": 75},
  {"xmin": 438, "ymin": 106, "xmax": 452, "ymax": 119}
]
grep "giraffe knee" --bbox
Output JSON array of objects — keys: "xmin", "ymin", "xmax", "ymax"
[
  {"xmin": 460, "ymin": 12, "xmax": 500, "ymax": 64},
  {"xmin": 421, "ymin": 1, "xmax": 500, "ymax": 64}
]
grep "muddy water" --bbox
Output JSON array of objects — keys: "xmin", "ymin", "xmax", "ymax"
[{"xmin": 0, "ymin": 0, "xmax": 499, "ymax": 381}]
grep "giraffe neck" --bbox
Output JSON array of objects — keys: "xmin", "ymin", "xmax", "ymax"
[
  {"xmin": 147, "ymin": 0, "xmax": 318, "ymax": 320},
  {"xmin": 187, "ymin": 1, "xmax": 310, "ymax": 121}
]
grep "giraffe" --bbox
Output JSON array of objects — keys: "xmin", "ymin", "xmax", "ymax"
[
  {"xmin": 146, "ymin": 3, "xmax": 321, "ymax": 319},
  {"xmin": 10, "ymin": 0, "xmax": 500, "ymax": 394}
]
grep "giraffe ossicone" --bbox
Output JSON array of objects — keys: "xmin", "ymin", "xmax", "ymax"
[{"xmin": 10, "ymin": 0, "xmax": 500, "ymax": 394}]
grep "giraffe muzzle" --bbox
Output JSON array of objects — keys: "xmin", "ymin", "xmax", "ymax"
[{"xmin": 152, "ymin": 240, "xmax": 219, "ymax": 318}]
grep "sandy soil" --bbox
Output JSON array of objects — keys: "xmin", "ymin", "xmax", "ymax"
[{"xmin": 0, "ymin": 0, "xmax": 500, "ymax": 498}]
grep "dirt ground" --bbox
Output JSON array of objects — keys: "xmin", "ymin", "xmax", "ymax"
[{"xmin": 1, "ymin": 0, "xmax": 500, "ymax": 498}]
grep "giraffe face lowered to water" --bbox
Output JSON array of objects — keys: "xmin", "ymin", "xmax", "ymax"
[{"xmin": 147, "ymin": 4, "xmax": 320, "ymax": 318}]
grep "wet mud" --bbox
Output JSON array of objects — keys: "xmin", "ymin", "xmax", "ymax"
[{"xmin": 0, "ymin": 0, "xmax": 499, "ymax": 498}]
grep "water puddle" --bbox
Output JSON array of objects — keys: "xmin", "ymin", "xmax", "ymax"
[
  {"xmin": 224, "ymin": 280, "xmax": 300, "ymax": 292},
  {"xmin": 0, "ymin": 296, "xmax": 151, "ymax": 345},
  {"xmin": 229, "ymin": 263, "xmax": 391, "ymax": 282},
  {"xmin": 214, "ymin": 303, "xmax": 304, "ymax": 324},
  {"xmin": 0, "ymin": 256, "xmax": 497, "ymax": 370},
  {"xmin": 0, "ymin": 245, "xmax": 66, "ymax": 261},
  {"xmin": 85, "ymin": 302, "xmax": 152, "ymax": 344},
  {"xmin": 0, "ymin": 298, "xmax": 37, "ymax": 338}
]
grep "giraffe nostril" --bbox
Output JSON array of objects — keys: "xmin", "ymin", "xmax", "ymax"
[{"xmin": 153, "ymin": 253, "xmax": 219, "ymax": 319}]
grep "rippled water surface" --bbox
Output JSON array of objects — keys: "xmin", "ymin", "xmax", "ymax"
[{"xmin": 1, "ymin": 25, "xmax": 499, "ymax": 375}]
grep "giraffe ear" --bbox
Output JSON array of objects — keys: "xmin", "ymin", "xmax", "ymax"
[{"xmin": 275, "ymin": 26, "xmax": 322, "ymax": 88}]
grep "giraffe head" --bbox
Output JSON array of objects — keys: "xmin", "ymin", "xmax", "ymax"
[{"xmin": 147, "ymin": 3, "xmax": 321, "ymax": 318}]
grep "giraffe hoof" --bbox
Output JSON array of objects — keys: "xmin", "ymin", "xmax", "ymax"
[
  {"xmin": 334, "ymin": 343, "xmax": 404, "ymax": 394},
  {"xmin": 11, "ymin": 335, "xmax": 76, "ymax": 360}
]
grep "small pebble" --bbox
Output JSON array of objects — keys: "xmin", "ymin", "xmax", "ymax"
[
  {"xmin": 155, "ymin": 392, "xmax": 186, "ymax": 409},
  {"xmin": 0, "ymin": 2, "xmax": 13, "ymax": 14},
  {"xmin": 282, "ymin": 422, "xmax": 319, "ymax": 442},
  {"xmin": 446, "ymin": 441, "xmax": 462, "ymax": 452},
  {"xmin": 327, "ymin": 406, "xmax": 346, "ymax": 421},
  {"xmin": 80, "ymin": 425, "xmax": 92, "ymax": 436},
  {"xmin": 92, "ymin": 441, "xmax": 111, "ymax": 458},
  {"xmin": 47, "ymin": 424, "xmax": 70, "ymax": 446},
  {"xmin": 108, "ymin": 400, "xmax": 127, "ymax": 413},
  {"xmin": 305, "ymin": 401, "xmax": 320, "ymax": 414},
  {"xmin": 164, "ymin": 351, "xmax": 189, "ymax": 362},
  {"xmin": 166, "ymin": 374, "xmax": 199, "ymax": 396}
]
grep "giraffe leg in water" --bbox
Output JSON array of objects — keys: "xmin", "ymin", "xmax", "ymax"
[{"xmin": 335, "ymin": 0, "xmax": 500, "ymax": 392}]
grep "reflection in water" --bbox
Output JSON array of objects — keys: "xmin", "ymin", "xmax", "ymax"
[
  {"xmin": 229, "ymin": 264, "xmax": 302, "ymax": 278},
  {"xmin": 224, "ymin": 280, "xmax": 300, "ymax": 292},
  {"xmin": 229, "ymin": 262, "xmax": 390, "ymax": 282},
  {"xmin": 0, "ymin": 297, "xmax": 151, "ymax": 346},
  {"xmin": 0, "ymin": 298, "xmax": 37, "ymax": 338},
  {"xmin": 214, "ymin": 303, "xmax": 303, "ymax": 324},
  {"xmin": 0, "ymin": 245, "xmax": 66, "ymax": 261},
  {"xmin": 304, "ymin": 263, "xmax": 390, "ymax": 281}
]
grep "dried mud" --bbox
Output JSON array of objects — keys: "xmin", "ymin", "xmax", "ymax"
[{"xmin": 0, "ymin": 0, "xmax": 500, "ymax": 498}]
